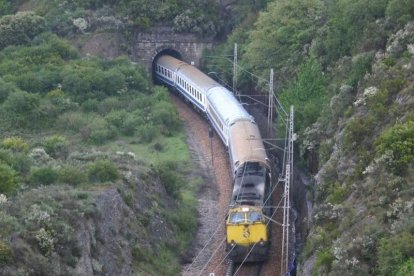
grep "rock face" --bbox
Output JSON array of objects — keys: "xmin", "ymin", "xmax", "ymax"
[
  {"xmin": 299, "ymin": 22, "xmax": 414, "ymax": 275},
  {"xmin": 0, "ymin": 151, "xmax": 181, "ymax": 276},
  {"xmin": 75, "ymin": 155, "xmax": 175, "ymax": 275}
]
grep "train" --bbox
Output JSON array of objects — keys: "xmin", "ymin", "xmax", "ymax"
[{"xmin": 154, "ymin": 55, "xmax": 272, "ymax": 263}]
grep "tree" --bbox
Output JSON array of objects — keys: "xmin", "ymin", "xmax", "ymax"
[
  {"xmin": 0, "ymin": 12, "xmax": 45, "ymax": 50},
  {"xmin": 279, "ymin": 57, "xmax": 326, "ymax": 130},
  {"xmin": 243, "ymin": 0, "xmax": 325, "ymax": 87}
]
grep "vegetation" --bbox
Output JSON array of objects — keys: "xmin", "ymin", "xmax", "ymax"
[{"xmin": 0, "ymin": 8, "xmax": 198, "ymax": 274}]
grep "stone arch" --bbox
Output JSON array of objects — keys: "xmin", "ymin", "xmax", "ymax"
[{"xmin": 151, "ymin": 46, "xmax": 183, "ymax": 83}]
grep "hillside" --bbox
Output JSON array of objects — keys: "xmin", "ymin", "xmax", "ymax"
[
  {"xmin": 1, "ymin": 0, "xmax": 414, "ymax": 275},
  {"xmin": 0, "ymin": 2, "xmax": 208, "ymax": 275}
]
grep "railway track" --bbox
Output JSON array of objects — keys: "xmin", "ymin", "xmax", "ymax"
[
  {"xmin": 226, "ymin": 260, "xmax": 263, "ymax": 276},
  {"xmin": 174, "ymin": 91, "xmax": 286, "ymax": 276}
]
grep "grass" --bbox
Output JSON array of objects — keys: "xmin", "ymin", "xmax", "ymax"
[{"xmin": 104, "ymin": 133, "xmax": 191, "ymax": 167}]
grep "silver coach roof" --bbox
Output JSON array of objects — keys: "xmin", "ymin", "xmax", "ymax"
[
  {"xmin": 178, "ymin": 64, "xmax": 220, "ymax": 92},
  {"xmin": 156, "ymin": 55, "xmax": 184, "ymax": 71},
  {"xmin": 207, "ymin": 87, "xmax": 253, "ymax": 126}
]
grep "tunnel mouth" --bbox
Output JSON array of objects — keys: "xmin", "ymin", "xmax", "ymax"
[{"xmin": 152, "ymin": 48, "xmax": 182, "ymax": 84}]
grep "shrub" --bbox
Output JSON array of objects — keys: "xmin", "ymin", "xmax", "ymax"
[
  {"xmin": 386, "ymin": 0, "xmax": 414, "ymax": 26},
  {"xmin": 58, "ymin": 166, "xmax": 87, "ymax": 186},
  {"xmin": 0, "ymin": 12, "xmax": 45, "ymax": 50},
  {"xmin": 314, "ymin": 248, "xmax": 334, "ymax": 272},
  {"xmin": 5, "ymin": 151, "xmax": 31, "ymax": 175},
  {"xmin": 155, "ymin": 161, "xmax": 183, "ymax": 199},
  {"xmin": 87, "ymin": 117, "xmax": 117, "ymax": 144},
  {"xmin": 347, "ymin": 52, "xmax": 374, "ymax": 87},
  {"xmin": 136, "ymin": 123, "xmax": 159, "ymax": 143},
  {"xmin": 0, "ymin": 78, "xmax": 19, "ymax": 103},
  {"xmin": 2, "ymin": 90, "xmax": 41, "ymax": 128},
  {"xmin": 43, "ymin": 135, "xmax": 69, "ymax": 159},
  {"xmin": 105, "ymin": 110, "xmax": 128, "ymax": 129},
  {"xmin": 0, "ymin": 163, "xmax": 19, "ymax": 195},
  {"xmin": 396, "ymin": 258, "xmax": 414, "ymax": 276},
  {"xmin": 0, "ymin": 240, "xmax": 12, "ymax": 264},
  {"xmin": 81, "ymin": 99, "xmax": 99, "ymax": 112},
  {"xmin": 29, "ymin": 167, "xmax": 58, "ymax": 186},
  {"xmin": 377, "ymin": 232, "xmax": 414, "ymax": 276},
  {"xmin": 57, "ymin": 112, "xmax": 88, "ymax": 132},
  {"xmin": 326, "ymin": 182, "xmax": 349, "ymax": 204},
  {"xmin": 2, "ymin": 136, "xmax": 29, "ymax": 152},
  {"xmin": 152, "ymin": 101, "xmax": 181, "ymax": 135},
  {"xmin": 375, "ymin": 120, "xmax": 414, "ymax": 174},
  {"xmin": 87, "ymin": 159, "xmax": 118, "ymax": 183},
  {"xmin": 97, "ymin": 97, "xmax": 122, "ymax": 115},
  {"xmin": 121, "ymin": 111, "xmax": 144, "ymax": 136}
]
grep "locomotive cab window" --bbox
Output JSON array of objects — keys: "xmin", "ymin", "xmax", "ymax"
[
  {"xmin": 229, "ymin": 212, "xmax": 245, "ymax": 224},
  {"xmin": 247, "ymin": 211, "xmax": 263, "ymax": 223}
]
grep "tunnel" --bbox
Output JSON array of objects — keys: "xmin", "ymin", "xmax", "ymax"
[{"xmin": 152, "ymin": 48, "xmax": 182, "ymax": 84}]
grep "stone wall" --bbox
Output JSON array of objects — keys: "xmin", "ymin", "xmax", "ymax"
[{"xmin": 131, "ymin": 27, "xmax": 214, "ymax": 72}]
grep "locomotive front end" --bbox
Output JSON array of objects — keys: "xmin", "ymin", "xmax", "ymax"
[{"xmin": 226, "ymin": 206, "xmax": 269, "ymax": 262}]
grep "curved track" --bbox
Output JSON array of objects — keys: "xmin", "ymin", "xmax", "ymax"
[{"xmin": 174, "ymin": 93, "xmax": 285, "ymax": 275}]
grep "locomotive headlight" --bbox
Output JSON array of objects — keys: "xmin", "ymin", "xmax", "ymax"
[
  {"xmin": 259, "ymin": 239, "xmax": 264, "ymax": 246},
  {"xmin": 231, "ymin": 240, "xmax": 236, "ymax": 247}
]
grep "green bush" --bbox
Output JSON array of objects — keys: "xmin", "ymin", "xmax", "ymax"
[
  {"xmin": 0, "ymin": 163, "xmax": 19, "ymax": 195},
  {"xmin": 279, "ymin": 57, "xmax": 326, "ymax": 131},
  {"xmin": 105, "ymin": 110, "xmax": 128, "ymax": 129},
  {"xmin": 0, "ymin": 150, "xmax": 31, "ymax": 175},
  {"xmin": 347, "ymin": 52, "xmax": 374, "ymax": 87},
  {"xmin": 81, "ymin": 99, "xmax": 99, "ymax": 112},
  {"xmin": 377, "ymin": 232, "xmax": 414, "ymax": 276},
  {"xmin": 0, "ymin": 240, "xmax": 12, "ymax": 264},
  {"xmin": 29, "ymin": 167, "xmax": 58, "ymax": 186},
  {"xmin": 375, "ymin": 120, "xmax": 414, "ymax": 174},
  {"xmin": 87, "ymin": 117, "xmax": 117, "ymax": 144},
  {"xmin": 152, "ymin": 101, "xmax": 181, "ymax": 136},
  {"xmin": 156, "ymin": 161, "xmax": 183, "ymax": 199},
  {"xmin": 87, "ymin": 159, "xmax": 119, "ymax": 183},
  {"xmin": 0, "ymin": 78, "xmax": 19, "ymax": 103},
  {"xmin": 314, "ymin": 248, "xmax": 334, "ymax": 273},
  {"xmin": 0, "ymin": 12, "xmax": 45, "ymax": 50},
  {"xmin": 326, "ymin": 182, "xmax": 349, "ymax": 204},
  {"xmin": 2, "ymin": 136, "xmax": 29, "ymax": 152},
  {"xmin": 386, "ymin": 0, "xmax": 414, "ymax": 26},
  {"xmin": 58, "ymin": 166, "xmax": 87, "ymax": 186},
  {"xmin": 2, "ymin": 90, "xmax": 41, "ymax": 128},
  {"xmin": 0, "ymin": 0, "xmax": 12, "ymax": 16},
  {"xmin": 396, "ymin": 257, "xmax": 414, "ymax": 276},
  {"xmin": 57, "ymin": 112, "xmax": 88, "ymax": 132},
  {"xmin": 43, "ymin": 135, "xmax": 69, "ymax": 159},
  {"xmin": 137, "ymin": 123, "xmax": 159, "ymax": 143},
  {"xmin": 121, "ymin": 111, "xmax": 144, "ymax": 136},
  {"xmin": 97, "ymin": 97, "xmax": 123, "ymax": 115}
]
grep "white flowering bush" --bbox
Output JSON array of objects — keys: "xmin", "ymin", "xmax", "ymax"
[
  {"xmin": 25, "ymin": 204, "xmax": 52, "ymax": 227},
  {"xmin": 73, "ymin": 18, "xmax": 88, "ymax": 33},
  {"xmin": 0, "ymin": 194, "xmax": 7, "ymax": 205},
  {"xmin": 35, "ymin": 227, "xmax": 55, "ymax": 256},
  {"xmin": 353, "ymin": 86, "xmax": 378, "ymax": 106}
]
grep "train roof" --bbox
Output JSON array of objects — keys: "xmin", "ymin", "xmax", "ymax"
[
  {"xmin": 156, "ymin": 55, "xmax": 185, "ymax": 71},
  {"xmin": 228, "ymin": 120, "xmax": 269, "ymax": 171},
  {"xmin": 156, "ymin": 55, "xmax": 219, "ymax": 91},
  {"xmin": 206, "ymin": 87, "xmax": 253, "ymax": 126},
  {"xmin": 178, "ymin": 64, "xmax": 220, "ymax": 91}
]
